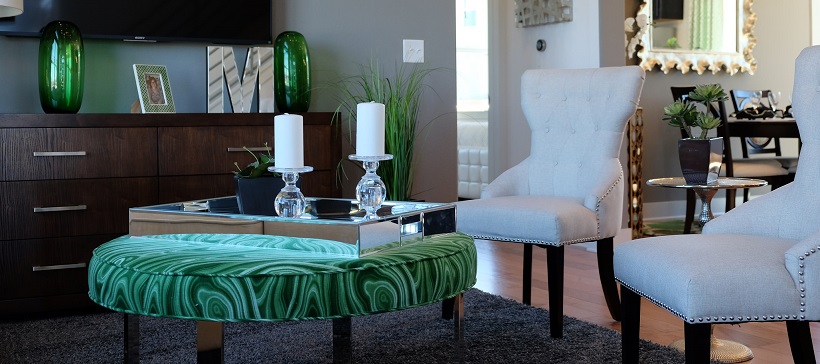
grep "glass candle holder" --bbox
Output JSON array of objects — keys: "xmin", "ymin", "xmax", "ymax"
[
  {"xmin": 268, "ymin": 166, "xmax": 313, "ymax": 218},
  {"xmin": 349, "ymin": 154, "xmax": 393, "ymax": 219}
]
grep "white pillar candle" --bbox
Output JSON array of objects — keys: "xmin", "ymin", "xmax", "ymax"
[
  {"xmin": 356, "ymin": 102, "xmax": 385, "ymax": 156},
  {"xmin": 274, "ymin": 113, "xmax": 304, "ymax": 168}
]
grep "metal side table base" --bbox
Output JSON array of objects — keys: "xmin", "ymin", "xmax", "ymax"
[{"xmin": 670, "ymin": 333, "xmax": 754, "ymax": 363}]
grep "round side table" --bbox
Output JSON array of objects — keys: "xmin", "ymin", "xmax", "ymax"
[{"xmin": 647, "ymin": 177, "xmax": 768, "ymax": 227}]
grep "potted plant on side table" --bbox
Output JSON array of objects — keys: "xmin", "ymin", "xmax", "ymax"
[
  {"xmin": 663, "ymin": 84, "xmax": 727, "ymax": 185},
  {"xmin": 233, "ymin": 144, "xmax": 284, "ymax": 215}
]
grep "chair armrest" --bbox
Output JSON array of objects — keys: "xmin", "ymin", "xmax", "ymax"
[
  {"xmin": 582, "ymin": 159, "xmax": 623, "ymax": 238},
  {"xmin": 785, "ymin": 230, "xmax": 820, "ymax": 320},
  {"xmin": 481, "ymin": 159, "xmax": 530, "ymax": 198},
  {"xmin": 702, "ymin": 183, "xmax": 794, "ymax": 237}
]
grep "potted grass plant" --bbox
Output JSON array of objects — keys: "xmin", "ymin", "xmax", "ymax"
[
  {"xmin": 662, "ymin": 84, "xmax": 727, "ymax": 185},
  {"xmin": 334, "ymin": 61, "xmax": 434, "ymax": 201},
  {"xmin": 232, "ymin": 143, "xmax": 284, "ymax": 215}
]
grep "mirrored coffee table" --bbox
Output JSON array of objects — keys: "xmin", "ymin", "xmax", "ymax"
[
  {"xmin": 123, "ymin": 196, "xmax": 468, "ymax": 363},
  {"xmin": 129, "ymin": 196, "xmax": 457, "ymax": 257}
]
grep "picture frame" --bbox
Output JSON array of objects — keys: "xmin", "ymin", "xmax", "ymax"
[
  {"xmin": 514, "ymin": 0, "xmax": 573, "ymax": 28},
  {"xmin": 133, "ymin": 64, "xmax": 175, "ymax": 113}
]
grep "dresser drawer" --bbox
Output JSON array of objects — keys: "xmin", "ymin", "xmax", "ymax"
[
  {"xmin": 0, "ymin": 178, "xmax": 158, "ymax": 240},
  {"xmin": 0, "ymin": 234, "xmax": 119, "ymax": 300},
  {"xmin": 158, "ymin": 126, "xmax": 275, "ymax": 176},
  {"xmin": 0, "ymin": 128, "xmax": 157, "ymax": 181}
]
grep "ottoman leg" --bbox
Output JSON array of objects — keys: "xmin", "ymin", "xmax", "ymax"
[
  {"xmin": 441, "ymin": 297, "xmax": 455, "ymax": 319},
  {"xmin": 124, "ymin": 314, "xmax": 140, "ymax": 364},
  {"xmin": 452, "ymin": 293, "xmax": 465, "ymax": 363},
  {"xmin": 197, "ymin": 321, "xmax": 224, "ymax": 363},
  {"xmin": 333, "ymin": 317, "xmax": 352, "ymax": 364}
]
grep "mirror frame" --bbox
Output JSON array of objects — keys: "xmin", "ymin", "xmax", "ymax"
[{"xmin": 626, "ymin": 0, "xmax": 757, "ymax": 75}]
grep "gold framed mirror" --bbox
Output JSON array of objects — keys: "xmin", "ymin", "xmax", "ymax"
[{"xmin": 626, "ymin": 0, "xmax": 756, "ymax": 75}]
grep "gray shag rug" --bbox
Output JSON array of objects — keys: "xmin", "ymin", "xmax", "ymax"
[{"xmin": 0, "ymin": 289, "xmax": 687, "ymax": 363}]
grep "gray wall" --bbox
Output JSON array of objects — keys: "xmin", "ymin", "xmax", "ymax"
[{"xmin": 0, "ymin": 0, "xmax": 458, "ymax": 202}]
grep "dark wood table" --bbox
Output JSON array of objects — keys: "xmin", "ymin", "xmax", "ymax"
[{"xmin": 728, "ymin": 117, "xmax": 800, "ymax": 149}]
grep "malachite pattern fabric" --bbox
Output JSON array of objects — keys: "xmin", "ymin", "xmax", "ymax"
[{"xmin": 88, "ymin": 233, "xmax": 476, "ymax": 322}]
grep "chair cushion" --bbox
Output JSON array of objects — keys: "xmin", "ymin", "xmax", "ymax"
[
  {"xmin": 721, "ymin": 158, "xmax": 788, "ymax": 177},
  {"xmin": 456, "ymin": 195, "xmax": 598, "ymax": 245},
  {"xmin": 614, "ymin": 234, "xmax": 802, "ymax": 323},
  {"xmin": 88, "ymin": 233, "xmax": 477, "ymax": 322}
]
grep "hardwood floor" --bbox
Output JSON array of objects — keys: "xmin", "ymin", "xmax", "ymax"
[{"xmin": 472, "ymin": 239, "xmax": 820, "ymax": 364}]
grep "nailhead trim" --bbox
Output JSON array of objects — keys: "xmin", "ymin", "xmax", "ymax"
[
  {"xmin": 794, "ymin": 245, "xmax": 819, "ymax": 320},
  {"xmin": 616, "ymin": 279, "xmax": 804, "ymax": 324}
]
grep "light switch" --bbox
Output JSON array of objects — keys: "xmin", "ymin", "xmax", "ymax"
[{"xmin": 403, "ymin": 39, "xmax": 424, "ymax": 63}]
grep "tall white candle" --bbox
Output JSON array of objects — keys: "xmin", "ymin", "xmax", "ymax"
[
  {"xmin": 274, "ymin": 113, "xmax": 304, "ymax": 168},
  {"xmin": 356, "ymin": 102, "xmax": 385, "ymax": 156}
]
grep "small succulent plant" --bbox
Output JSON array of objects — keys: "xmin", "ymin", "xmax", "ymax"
[{"xmin": 662, "ymin": 84, "xmax": 727, "ymax": 140}]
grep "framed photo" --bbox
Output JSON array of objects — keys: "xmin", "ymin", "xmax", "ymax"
[{"xmin": 133, "ymin": 64, "xmax": 175, "ymax": 113}]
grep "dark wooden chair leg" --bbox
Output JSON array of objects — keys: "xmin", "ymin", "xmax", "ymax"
[
  {"xmin": 786, "ymin": 321, "xmax": 817, "ymax": 364},
  {"xmin": 621, "ymin": 287, "xmax": 641, "ymax": 364},
  {"xmin": 522, "ymin": 244, "xmax": 533, "ymax": 305},
  {"xmin": 725, "ymin": 188, "xmax": 736, "ymax": 212},
  {"xmin": 546, "ymin": 245, "xmax": 564, "ymax": 338},
  {"xmin": 684, "ymin": 322, "xmax": 712, "ymax": 364},
  {"xmin": 597, "ymin": 237, "xmax": 620, "ymax": 322},
  {"xmin": 684, "ymin": 189, "xmax": 696, "ymax": 234}
]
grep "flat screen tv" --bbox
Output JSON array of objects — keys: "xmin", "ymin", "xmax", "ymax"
[{"xmin": 0, "ymin": 0, "xmax": 272, "ymax": 45}]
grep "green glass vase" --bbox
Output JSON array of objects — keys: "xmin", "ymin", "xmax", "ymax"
[
  {"xmin": 274, "ymin": 31, "xmax": 311, "ymax": 113},
  {"xmin": 38, "ymin": 21, "xmax": 85, "ymax": 114}
]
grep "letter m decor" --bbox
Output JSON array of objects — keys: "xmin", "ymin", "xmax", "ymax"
[{"xmin": 207, "ymin": 46, "xmax": 274, "ymax": 113}]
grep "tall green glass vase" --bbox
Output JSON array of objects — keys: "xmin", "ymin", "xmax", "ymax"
[
  {"xmin": 38, "ymin": 21, "xmax": 85, "ymax": 114},
  {"xmin": 274, "ymin": 31, "xmax": 311, "ymax": 113}
]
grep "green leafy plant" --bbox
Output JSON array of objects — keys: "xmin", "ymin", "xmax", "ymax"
[
  {"xmin": 334, "ymin": 60, "xmax": 436, "ymax": 201},
  {"xmin": 663, "ymin": 84, "xmax": 727, "ymax": 140},
  {"xmin": 232, "ymin": 143, "xmax": 278, "ymax": 178}
]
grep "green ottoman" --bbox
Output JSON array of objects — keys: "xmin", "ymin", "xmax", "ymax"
[{"xmin": 88, "ymin": 232, "xmax": 476, "ymax": 363}]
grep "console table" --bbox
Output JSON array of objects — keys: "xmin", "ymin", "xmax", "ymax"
[{"xmin": 0, "ymin": 113, "xmax": 341, "ymax": 314}]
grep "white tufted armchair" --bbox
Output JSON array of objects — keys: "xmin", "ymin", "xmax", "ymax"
[
  {"xmin": 457, "ymin": 66, "xmax": 645, "ymax": 338},
  {"xmin": 615, "ymin": 46, "xmax": 820, "ymax": 363}
]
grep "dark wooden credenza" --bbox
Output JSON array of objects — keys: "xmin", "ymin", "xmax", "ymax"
[{"xmin": 0, "ymin": 112, "xmax": 341, "ymax": 314}]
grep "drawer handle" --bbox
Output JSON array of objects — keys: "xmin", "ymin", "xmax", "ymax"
[
  {"xmin": 32, "ymin": 263, "xmax": 87, "ymax": 272},
  {"xmin": 226, "ymin": 147, "xmax": 269, "ymax": 152},
  {"xmin": 33, "ymin": 205, "xmax": 88, "ymax": 213},
  {"xmin": 33, "ymin": 151, "xmax": 87, "ymax": 157}
]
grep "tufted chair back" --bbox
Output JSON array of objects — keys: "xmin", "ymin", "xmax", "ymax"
[
  {"xmin": 521, "ymin": 68, "xmax": 644, "ymax": 201},
  {"xmin": 704, "ymin": 46, "xmax": 820, "ymax": 242}
]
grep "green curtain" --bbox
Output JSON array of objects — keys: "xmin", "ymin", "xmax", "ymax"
[{"xmin": 690, "ymin": 0, "xmax": 724, "ymax": 51}]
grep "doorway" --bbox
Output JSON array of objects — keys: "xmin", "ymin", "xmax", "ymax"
[{"xmin": 455, "ymin": 0, "xmax": 489, "ymax": 200}]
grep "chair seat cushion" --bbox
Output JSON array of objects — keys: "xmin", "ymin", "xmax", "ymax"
[
  {"xmin": 88, "ymin": 233, "xmax": 477, "ymax": 322},
  {"xmin": 456, "ymin": 196, "xmax": 598, "ymax": 245},
  {"xmin": 721, "ymin": 159, "xmax": 788, "ymax": 177},
  {"xmin": 614, "ymin": 234, "xmax": 801, "ymax": 323}
]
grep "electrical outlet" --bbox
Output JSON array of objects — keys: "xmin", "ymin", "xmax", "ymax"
[{"xmin": 402, "ymin": 39, "xmax": 424, "ymax": 63}]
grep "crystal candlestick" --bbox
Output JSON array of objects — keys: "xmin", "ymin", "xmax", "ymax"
[
  {"xmin": 268, "ymin": 166, "xmax": 313, "ymax": 218},
  {"xmin": 349, "ymin": 154, "xmax": 393, "ymax": 219}
]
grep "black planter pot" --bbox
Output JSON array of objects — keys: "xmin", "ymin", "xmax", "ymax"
[
  {"xmin": 234, "ymin": 176, "xmax": 287, "ymax": 216},
  {"xmin": 678, "ymin": 137, "xmax": 723, "ymax": 185}
]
